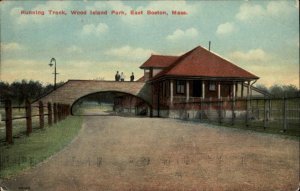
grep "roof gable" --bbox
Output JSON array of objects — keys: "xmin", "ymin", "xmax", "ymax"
[
  {"xmin": 140, "ymin": 55, "xmax": 179, "ymax": 69},
  {"xmin": 153, "ymin": 46, "xmax": 259, "ymax": 80}
]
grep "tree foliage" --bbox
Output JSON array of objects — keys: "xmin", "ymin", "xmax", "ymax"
[
  {"xmin": 255, "ymin": 84, "xmax": 299, "ymax": 97},
  {"xmin": 0, "ymin": 80, "xmax": 65, "ymax": 105}
]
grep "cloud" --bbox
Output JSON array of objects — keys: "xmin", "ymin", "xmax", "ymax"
[
  {"xmin": 1, "ymin": 59, "xmax": 48, "ymax": 82},
  {"xmin": 285, "ymin": 36, "xmax": 300, "ymax": 48},
  {"xmin": 246, "ymin": 63, "xmax": 299, "ymax": 88},
  {"xmin": 105, "ymin": 46, "xmax": 156, "ymax": 61},
  {"xmin": 140, "ymin": 1, "xmax": 197, "ymax": 14},
  {"xmin": 236, "ymin": 3, "xmax": 264, "ymax": 21},
  {"xmin": 216, "ymin": 22, "xmax": 237, "ymax": 36},
  {"xmin": 1, "ymin": 42, "xmax": 24, "ymax": 52},
  {"xmin": 266, "ymin": 1, "xmax": 293, "ymax": 16},
  {"xmin": 236, "ymin": 1, "xmax": 293, "ymax": 21},
  {"xmin": 1, "ymin": 58, "xmax": 144, "ymax": 83},
  {"xmin": 229, "ymin": 48, "xmax": 270, "ymax": 62},
  {"xmin": 167, "ymin": 28, "xmax": 199, "ymax": 41},
  {"xmin": 66, "ymin": 45, "xmax": 83, "ymax": 54},
  {"xmin": 81, "ymin": 23, "xmax": 108, "ymax": 36},
  {"xmin": 87, "ymin": 1, "xmax": 131, "ymax": 11}
]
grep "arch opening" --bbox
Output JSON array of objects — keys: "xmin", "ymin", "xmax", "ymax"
[{"xmin": 71, "ymin": 91, "xmax": 152, "ymax": 117}]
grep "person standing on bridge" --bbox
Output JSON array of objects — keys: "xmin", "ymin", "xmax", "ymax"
[
  {"xmin": 120, "ymin": 72, "xmax": 125, "ymax": 81},
  {"xmin": 115, "ymin": 71, "xmax": 120, "ymax": 81},
  {"xmin": 130, "ymin": 72, "xmax": 134, "ymax": 82}
]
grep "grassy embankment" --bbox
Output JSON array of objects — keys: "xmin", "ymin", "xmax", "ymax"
[{"xmin": 0, "ymin": 116, "xmax": 83, "ymax": 178}]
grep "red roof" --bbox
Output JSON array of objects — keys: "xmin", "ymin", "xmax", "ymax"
[
  {"xmin": 140, "ymin": 55, "xmax": 179, "ymax": 69},
  {"xmin": 152, "ymin": 46, "xmax": 259, "ymax": 80}
]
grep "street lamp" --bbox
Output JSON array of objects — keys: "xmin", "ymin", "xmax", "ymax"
[{"xmin": 49, "ymin": 58, "xmax": 59, "ymax": 90}]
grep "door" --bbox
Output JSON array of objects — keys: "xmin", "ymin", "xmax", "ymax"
[{"xmin": 193, "ymin": 80, "xmax": 202, "ymax": 97}]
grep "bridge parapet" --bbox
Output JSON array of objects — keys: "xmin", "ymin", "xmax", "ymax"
[{"xmin": 34, "ymin": 80, "xmax": 152, "ymax": 106}]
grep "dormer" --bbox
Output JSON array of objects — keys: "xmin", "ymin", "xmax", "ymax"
[{"xmin": 139, "ymin": 55, "xmax": 178, "ymax": 81}]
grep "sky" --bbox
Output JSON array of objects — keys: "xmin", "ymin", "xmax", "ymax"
[{"xmin": 0, "ymin": 0, "xmax": 299, "ymax": 88}]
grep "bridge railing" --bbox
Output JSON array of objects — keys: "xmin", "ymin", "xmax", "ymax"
[{"xmin": 0, "ymin": 100, "xmax": 70, "ymax": 144}]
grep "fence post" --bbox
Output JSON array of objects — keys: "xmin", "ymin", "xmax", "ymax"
[
  {"xmin": 218, "ymin": 99, "xmax": 223, "ymax": 124},
  {"xmin": 283, "ymin": 97, "xmax": 287, "ymax": 132},
  {"xmin": 65, "ymin": 105, "xmax": 68, "ymax": 118},
  {"xmin": 57, "ymin": 104, "xmax": 60, "ymax": 121},
  {"xmin": 65, "ymin": 105, "xmax": 67, "ymax": 118},
  {"xmin": 60, "ymin": 104, "xmax": 62, "ymax": 120},
  {"xmin": 5, "ymin": 100, "xmax": 13, "ymax": 144},
  {"xmin": 231, "ymin": 98, "xmax": 235, "ymax": 125},
  {"xmin": 263, "ymin": 98, "xmax": 268, "ymax": 129},
  {"xmin": 199, "ymin": 98, "xmax": 203, "ymax": 120},
  {"xmin": 256, "ymin": 99, "xmax": 260, "ymax": 120},
  {"xmin": 60, "ymin": 104, "xmax": 63, "ymax": 120},
  {"xmin": 39, "ymin": 101, "xmax": 44, "ymax": 129},
  {"xmin": 25, "ymin": 100, "xmax": 32, "ymax": 136},
  {"xmin": 61, "ymin": 104, "xmax": 64, "ymax": 120},
  {"xmin": 53, "ymin": 103, "xmax": 57, "ymax": 124},
  {"xmin": 67, "ymin": 105, "xmax": 70, "ymax": 116},
  {"xmin": 268, "ymin": 99, "xmax": 272, "ymax": 120},
  {"xmin": 57, "ymin": 104, "xmax": 61, "ymax": 121},
  {"xmin": 48, "ymin": 102, "xmax": 52, "ymax": 126},
  {"xmin": 246, "ymin": 98, "xmax": 250, "ymax": 127},
  {"xmin": 63, "ymin": 105, "xmax": 66, "ymax": 119}
]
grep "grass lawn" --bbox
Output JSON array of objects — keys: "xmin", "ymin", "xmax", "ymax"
[{"xmin": 0, "ymin": 116, "xmax": 83, "ymax": 178}]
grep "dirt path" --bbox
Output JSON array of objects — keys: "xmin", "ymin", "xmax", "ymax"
[{"xmin": 1, "ymin": 116, "xmax": 299, "ymax": 191}]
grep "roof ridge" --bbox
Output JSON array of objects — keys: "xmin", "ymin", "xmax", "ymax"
[
  {"xmin": 149, "ymin": 45, "xmax": 258, "ymax": 81},
  {"xmin": 150, "ymin": 46, "xmax": 201, "ymax": 80},
  {"xmin": 151, "ymin": 54, "xmax": 179, "ymax": 57},
  {"xmin": 204, "ymin": 48, "xmax": 259, "ymax": 78}
]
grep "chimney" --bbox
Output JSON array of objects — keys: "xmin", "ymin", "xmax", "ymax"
[{"xmin": 209, "ymin": 41, "xmax": 211, "ymax": 51}]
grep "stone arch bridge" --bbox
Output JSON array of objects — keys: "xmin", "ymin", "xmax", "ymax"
[{"xmin": 33, "ymin": 80, "xmax": 152, "ymax": 107}]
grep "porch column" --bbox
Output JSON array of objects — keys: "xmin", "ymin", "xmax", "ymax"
[
  {"xmin": 247, "ymin": 81, "xmax": 250, "ymax": 98},
  {"xmin": 186, "ymin": 81, "xmax": 190, "ymax": 102},
  {"xmin": 217, "ymin": 82, "xmax": 221, "ymax": 99},
  {"xmin": 170, "ymin": 80, "xmax": 174, "ymax": 104},
  {"xmin": 241, "ymin": 82, "xmax": 244, "ymax": 98},
  {"xmin": 202, "ymin": 81, "xmax": 205, "ymax": 99},
  {"xmin": 232, "ymin": 82, "xmax": 236, "ymax": 99}
]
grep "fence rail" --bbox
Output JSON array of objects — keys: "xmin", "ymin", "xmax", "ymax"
[{"xmin": 0, "ymin": 100, "xmax": 71, "ymax": 144}]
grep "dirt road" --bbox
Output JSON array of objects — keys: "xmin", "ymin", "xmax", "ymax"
[{"xmin": 1, "ymin": 116, "xmax": 299, "ymax": 191}]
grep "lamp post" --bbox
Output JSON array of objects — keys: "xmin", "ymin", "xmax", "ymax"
[{"xmin": 49, "ymin": 58, "xmax": 59, "ymax": 90}]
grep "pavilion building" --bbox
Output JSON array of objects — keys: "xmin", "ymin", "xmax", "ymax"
[{"xmin": 138, "ymin": 46, "xmax": 262, "ymax": 118}]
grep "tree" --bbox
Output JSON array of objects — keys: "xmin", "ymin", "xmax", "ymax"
[
  {"xmin": 269, "ymin": 84, "xmax": 284, "ymax": 97},
  {"xmin": 269, "ymin": 84, "xmax": 299, "ymax": 97},
  {"xmin": 0, "ymin": 80, "xmax": 65, "ymax": 105},
  {"xmin": 282, "ymin": 84, "xmax": 299, "ymax": 97},
  {"xmin": 255, "ymin": 84, "xmax": 269, "ymax": 93}
]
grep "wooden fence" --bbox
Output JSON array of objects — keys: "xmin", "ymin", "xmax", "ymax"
[{"xmin": 1, "ymin": 100, "xmax": 70, "ymax": 144}]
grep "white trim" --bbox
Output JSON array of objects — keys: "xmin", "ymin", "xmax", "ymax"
[
  {"xmin": 202, "ymin": 81, "xmax": 205, "ymax": 99},
  {"xmin": 218, "ymin": 83, "xmax": 221, "ymax": 99}
]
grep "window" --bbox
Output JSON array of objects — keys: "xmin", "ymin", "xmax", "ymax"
[
  {"xmin": 176, "ymin": 80, "xmax": 185, "ymax": 94},
  {"xmin": 209, "ymin": 82, "xmax": 216, "ymax": 91}
]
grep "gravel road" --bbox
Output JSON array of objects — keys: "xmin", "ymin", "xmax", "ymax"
[{"xmin": 1, "ymin": 116, "xmax": 299, "ymax": 191}]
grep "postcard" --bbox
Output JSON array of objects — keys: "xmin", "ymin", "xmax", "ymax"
[{"xmin": 0, "ymin": 1, "xmax": 299, "ymax": 191}]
